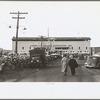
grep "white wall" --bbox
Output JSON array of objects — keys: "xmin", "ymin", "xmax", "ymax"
[{"xmin": 12, "ymin": 40, "xmax": 90, "ymax": 54}]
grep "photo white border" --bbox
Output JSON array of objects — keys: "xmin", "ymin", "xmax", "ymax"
[
  {"xmin": 0, "ymin": 82, "xmax": 100, "ymax": 99},
  {"xmin": 0, "ymin": 1, "xmax": 100, "ymax": 99}
]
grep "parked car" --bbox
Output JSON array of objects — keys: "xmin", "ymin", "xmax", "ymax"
[
  {"xmin": 50, "ymin": 53, "xmax": 61, "ymax": 60},
  {"xmin": 84, "ymin": 56, "xmax": 100, "ymax": 69}
]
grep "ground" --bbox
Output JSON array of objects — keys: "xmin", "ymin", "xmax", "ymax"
[
  {"xmin": 0, "ymin": 59, "xmax": 100, "ymax": 82},
  {"xmin": 0, "ymin": 68, "xmax": 38, "ymax": 82}
]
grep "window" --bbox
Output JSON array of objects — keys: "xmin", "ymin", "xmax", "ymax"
[
  {"xmin": 79, "ymin": 47, "xmax": 80, "ymax": 50},
  {"xmin": 22, "ymin": 47, "xmax": 24, "ymax": 50},
  {"xmin": 86, "ymin": 47, "xmax": 87, "ymax": 50},
  {"xmin": 72, "ymin": 47, "xmax": 73, "ymax": 49}
]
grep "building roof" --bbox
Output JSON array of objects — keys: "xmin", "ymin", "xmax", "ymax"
[{"xmin": 12, "ymin": 37, "xmax": 91, "ymax": 41}]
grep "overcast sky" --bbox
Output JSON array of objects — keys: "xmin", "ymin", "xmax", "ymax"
[{"xmin": 0, "ymin": 1, "xmax": 100, "ymax": 50}]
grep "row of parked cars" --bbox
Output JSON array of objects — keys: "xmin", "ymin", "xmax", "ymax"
[{"xmin": 46, "ymin": 53, "xmax": 100, "ymax": 69}]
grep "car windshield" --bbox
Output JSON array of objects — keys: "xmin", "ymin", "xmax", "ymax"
[{"xmin": 32, "ymin": 54, "xmax": 40, "ymax": 57}]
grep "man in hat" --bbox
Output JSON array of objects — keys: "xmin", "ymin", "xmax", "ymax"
[{"xmin": 69, "ymin": 55, "xmax": 78, "ymax": 75}]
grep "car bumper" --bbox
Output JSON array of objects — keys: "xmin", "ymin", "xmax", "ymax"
[{"xmin": 84, "ymin": 64, "xmax": 96, "ymax": 68}]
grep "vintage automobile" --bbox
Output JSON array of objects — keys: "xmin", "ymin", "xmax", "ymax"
[
  {"xmin": 30, "ymin": 54, "xmax": 42, "ymax": 67},
  {"xmin": 50, "ymin": 53, "xmax": 61, "ymax": 60},
  {"xmin": 29, "ymin": 48, "xmax": 46, "ymax": 68},
  {"xmin": 84, "ymin": 56, "xmax": 100, "ymax": 69}
]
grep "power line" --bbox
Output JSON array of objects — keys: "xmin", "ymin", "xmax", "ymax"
[
  {"xmin": 0, "ymin": 20, "xmax": 25, "ymax": 28},
  {"xmin": 0, "ymin": 21, "xmax": 10, "ymax": 26},
  {"xmin": 25, "ymin": 19, "xmax": 37, "ymax": 37}
]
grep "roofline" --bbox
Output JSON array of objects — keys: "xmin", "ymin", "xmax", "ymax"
[{"xmin": 12, "ymin": 37, "xmax": 91, "ymax": 41}]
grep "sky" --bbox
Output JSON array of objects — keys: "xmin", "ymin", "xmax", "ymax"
[{"xmin": 0, "ymin": 1, "xmax": 100, "ymax": 50}]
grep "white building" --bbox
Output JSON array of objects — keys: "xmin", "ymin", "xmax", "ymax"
[{"xmin": 12, "ymin": 37, "xmax": 91, "ymax": 54}]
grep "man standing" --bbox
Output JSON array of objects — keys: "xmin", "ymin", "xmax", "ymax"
[{"xmin": 68, "ymin": 55, "xmax": 78, "ymax": 75}]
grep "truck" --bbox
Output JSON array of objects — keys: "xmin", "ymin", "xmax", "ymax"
[{"xmin": 29, "ymin": 47, "xmax": 46, "ymax": 68}]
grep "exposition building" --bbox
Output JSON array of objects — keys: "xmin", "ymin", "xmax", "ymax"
[{"xmin": 12, "ymin": 37, "xmax": 91, "ymax": 54}]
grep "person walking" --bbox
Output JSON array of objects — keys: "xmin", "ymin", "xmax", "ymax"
[
  {"xmin": 68, "ymin": 55, "xmax": 78, "ymax": 76},
  {"xmin": 61, "ymin": 54, "xmax": 67, "ymax": 76},
  {"xmin": 64, "ymin": 55, "xmax": 70, "ymax": 75}
]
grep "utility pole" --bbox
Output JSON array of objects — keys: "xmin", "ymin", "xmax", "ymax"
[
  {"xmin": 10, "ymin": 11, "xmax": 28, "ymax": 54},
  {"xmin": 40, "ymin": 36, "xmax": 43, "ymax": 48}
]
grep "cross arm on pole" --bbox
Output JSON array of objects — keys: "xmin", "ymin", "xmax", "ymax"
[
  {"xmin": 10, "ymin": 12, "xmax": 28, "ymax": 14},
  {"xmin": 12, "ymin": 17, "xmax": 25, "ymax": 19}
]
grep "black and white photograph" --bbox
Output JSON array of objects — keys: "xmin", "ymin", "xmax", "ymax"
[
  {"xmin": 1, "ymin": 1, "xmax": 100, "ymax": 99},
  {"xmin": 0, "ymin": 1, "xmax": 100, "ymax": 82}
]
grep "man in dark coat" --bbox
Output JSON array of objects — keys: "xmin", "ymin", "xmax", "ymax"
[{"xmin": 69, "ymin": 55, "xmax": 78, "ymax": 75}]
